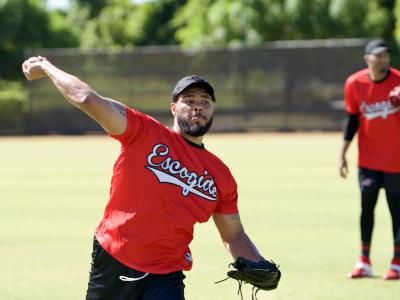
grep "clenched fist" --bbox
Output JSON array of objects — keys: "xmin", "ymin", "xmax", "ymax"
[
  {"xmin": 389, "ymin": 85, "xmax": 400, "ymax": 107},
  {"xmin": 22, "ymin": 56, "xmax": 48, "ymax": 81}
]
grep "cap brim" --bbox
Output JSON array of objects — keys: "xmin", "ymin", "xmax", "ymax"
[{"xmin": 369, "ymin": 47, "xmax": 390, "ymax": 55}]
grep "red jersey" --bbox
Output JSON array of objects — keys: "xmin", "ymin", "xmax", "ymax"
[
  {"xmin": 344, "ymin": 67, "xmax": 400, "ymax": 172},
  {"xmin": 95, "ymin": 108, "xmax": 238, "ymax": 274}
]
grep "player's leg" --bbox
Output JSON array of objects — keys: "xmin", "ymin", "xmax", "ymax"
[
  {"xmin": 382, "ymin": 172, "xmax": 400, "ymax": 280},
  {"xmin": 85, "ymin": 237, "xmax": 147, "ymax": 300},
  {"xmin": 359, "ymin": 168, "xmax": 382, "ymax": 255},
  {"xmin": 138, "ymin": 271, "xmax": 186, "ymax": 300},
  {"xmin": 348, "ymin": 168, "xmax": 382, "ymax": 278}
]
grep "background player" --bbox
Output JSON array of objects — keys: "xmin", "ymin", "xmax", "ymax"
[
  {"xmin": 339, "ymin": 38, "xmax": 400, "ymax": 280},
  {"xmin": 22, "ymin": 55, "xmax": 274, "ymax": 299}
]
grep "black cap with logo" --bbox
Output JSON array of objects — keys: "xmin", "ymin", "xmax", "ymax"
[
  {"xmin": 172, "ymin": 75, "xmax": 216, "ymax": 102},
  {"xmin": 365, "ymin": 38, "xmax": 391, "ymax": 55}
]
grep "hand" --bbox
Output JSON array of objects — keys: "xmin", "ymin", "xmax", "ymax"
[
  {"xmin": 22, "ymin": 56, "xmax": 48, "ymax": 81},
  {"xmin": 339, "ymin": 157, "xmax": 348, "ymax": 178},
  {"xmin": 389, "ymin": 85, "xmax": 400, "ymax": 107},
  {"xmin": 225, "ymin": 256, "xmax": 281, "ymax": 291}
]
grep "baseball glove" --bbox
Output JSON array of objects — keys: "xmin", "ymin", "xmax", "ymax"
[{"xmin": 216, "ymin": 257, "xmax": 281, "ymax": 300}]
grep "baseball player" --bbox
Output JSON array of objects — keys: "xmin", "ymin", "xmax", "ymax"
[
  {"xmin": 22, "ymin": 56, "xmax": 273, "ymax": 299},
  {"xmin": 339, "ymin": 38, "xmax": 400, "ymax": 280}
]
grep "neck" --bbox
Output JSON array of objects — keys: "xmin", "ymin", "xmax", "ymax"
[
  {"xmin": 370, "ymin": 68, "xmax": 388, "ymax": 81},
  {"xmin": 172, "ymin": 124, "xmax": 204, "ymax": 145}
]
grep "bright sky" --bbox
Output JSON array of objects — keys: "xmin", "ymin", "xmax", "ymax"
[
  {"xmin": 47, "ymin": 0, "xmax": 69, "ymax": 10},
  {"xmin": 46, "ymin": 0, "xmax": 153, "ymax": 10}
]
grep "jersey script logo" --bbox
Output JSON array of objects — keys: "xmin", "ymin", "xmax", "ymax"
[
  {"xmin": 146, "ymin": 144, "xmax": 217, "ymax": 201},
  {"xmin": 360, "ymin": 100, "xmax": 400, "ymax": 120}
]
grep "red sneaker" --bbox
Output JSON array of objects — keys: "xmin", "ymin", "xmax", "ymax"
[
  {"xmin": 347, "ymin": 261, "xmax": 373, "ymax": 279},
  {"xmin": 383, "ymin": 264, "xmax": 400, "ymax": 280}
]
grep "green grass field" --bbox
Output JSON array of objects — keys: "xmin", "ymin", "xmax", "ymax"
[{"xmin": 0, "ymin": 133, "xmax": 398, "ymax": 300}]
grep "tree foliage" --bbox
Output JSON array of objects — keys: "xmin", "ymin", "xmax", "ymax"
[
  {"xmin": 173, "ymin": 0, "xmax": 393, "ymax": 47},
  {"xmin": 0, "ymin": 0, "xmax": 78, "ymax": 80},
  {"xmin": 0, "ymin": 0, "xmax": 399, "ymax": 79},
  {"xmin": 72, "ymin": 0, "xmax": 111, "ymax": 18},
  {"xmin": 76, "ymin": 0, "xmax": 187, "ymax": 48}
]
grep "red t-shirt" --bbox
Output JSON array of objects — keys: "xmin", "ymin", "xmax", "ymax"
[
  {"xmin": 95, "ymin": 108, "xmax": 238, "ymax": 274},
  {"xmin": 344, "ymin": 67, "xmax": 400, "ymax": 172}
]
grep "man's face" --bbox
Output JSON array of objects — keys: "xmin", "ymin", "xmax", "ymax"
[
  {"xmin": 365, "ymin": 50, "xmax": 390, "ymax": 74},
  {"xmin": 171, "ymin": 87, "xmax": 214, "ymax": 137}
]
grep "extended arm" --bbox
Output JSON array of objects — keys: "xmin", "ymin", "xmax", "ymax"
[
  {"xmin": 339, "ymin": 113, "xmax": 359, "ymax": 178},
  {"xmin": 22, "ymin": 56, "xmax": 126, "ymax": 135},
  {"xmin": 213, "ymin": 213, "xmax": 263, "ymax": 261}
]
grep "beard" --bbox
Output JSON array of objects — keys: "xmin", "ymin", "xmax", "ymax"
[
  {"xmin": 375, "ymin": 62, "xmax": 389, "ymax": 75},
  {"xmin": 177, "ymin": 114, "xmax": 213, "ymax": 137},
  {"xmin": 377, "ymin": 65, "xmax": 389, "ymax": 74}
]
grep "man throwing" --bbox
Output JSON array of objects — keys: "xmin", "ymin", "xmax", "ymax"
[
  {"xmin": 22, "ymin": 56, "xmax": 276, "ymax": 299},
  {"xmin": 339, "ymin": 39, "xmax": 400, "ymax": 280}
]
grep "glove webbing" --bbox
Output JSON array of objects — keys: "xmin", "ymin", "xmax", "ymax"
[
  {"xmin": 214, "ymin": 262, "xmax": 262, "ymax": 300},
  {"xmin": 215, "ymin": 277, "xmax": 261, "ymax": 300}
]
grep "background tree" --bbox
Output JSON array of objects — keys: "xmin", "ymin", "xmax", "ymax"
[
  {"xmin": 72, "ymin": 0, "xmax": 111, "ymax": 18},
  {"xmin": 0, "ymin": 0, "xmax": 78, "ymax": 80},
  {"xmin": 138, "ymin": 0, "xmax": 187, "ymax": 45},
  {"xmin": 1, "ymin": 0, "xmax": 399, "ymax": 79},
  {"xmin": 173, "ymin": 0, "xmax": 392, "ymax": 47},
  {"xmin": 377, "ymin": 0, "xmax": 399, "ymax": 64},
  {"xmin": 78, "ymin": 0, "xmax": 186, "ymax": 48}
]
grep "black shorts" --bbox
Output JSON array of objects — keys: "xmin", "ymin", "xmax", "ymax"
[
  {"xmin": 358, "ymin": 167, "xmax": 400, "ymax": 194},
  {"xmin": 85, "ymin": 238, "xmax": 186, "ymax": 300}
]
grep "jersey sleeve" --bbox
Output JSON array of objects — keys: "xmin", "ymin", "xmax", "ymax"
[
  {"xmin": 344, "ymin": 77, "xmax": 359, "ymax": 114},
  {"xmin": 109, "ymin": 107, "xmax": 148, "ymax": 147},
  {"xmin": 214, "ymin": 173, "xmax": 239, "ymax": 215}
]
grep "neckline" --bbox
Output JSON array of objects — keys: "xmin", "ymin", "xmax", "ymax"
[{"xmin": 182, "ymin": 137, "xmax": 205, "ymax": 149}]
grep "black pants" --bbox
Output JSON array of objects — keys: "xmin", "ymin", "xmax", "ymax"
[
  {"xmin": 85, "ymin": 238, "xmax": 186, "ymax": 300},
  {"xmin": 358, "ymin": 168, "xmax": 400, "ymax": 246}
]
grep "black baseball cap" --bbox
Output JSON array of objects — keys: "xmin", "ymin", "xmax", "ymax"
[
  {"xmin": 365, "ymin": 38, "xmax": 391, "ymax": 55},
  {"xmin": 172, "ymin": 75, "xmax": 216, "ymax": 102}
]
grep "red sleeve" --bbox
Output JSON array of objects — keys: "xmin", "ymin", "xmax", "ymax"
[
  {"xmin": 344, "ymin": 77, "xmax": 359, "ymax": 114},
  {"xmin": 214, "ymin": 174, "xmax": 239, "ymax": 215},
  {"xmin": 109, "ymin": 108, "xmax": 148, "ymax": 147}
]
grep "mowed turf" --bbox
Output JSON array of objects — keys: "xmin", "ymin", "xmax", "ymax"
[{"xmin": 0, "ymin": 133, "xmax": 398, "ymax": 300}]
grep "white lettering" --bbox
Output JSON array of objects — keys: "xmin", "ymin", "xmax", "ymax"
[
  {"xmin": 146, "ymin": 144, "xmax": 217, "ymax": 201},
  {"xmin": 360, "ymin": 100, "xmax": 400, "ymax": 120}
]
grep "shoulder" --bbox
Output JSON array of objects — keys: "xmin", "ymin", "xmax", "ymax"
[
  {"xmin": 346, "ymin": 68, "xmax": 369, "ymax": 85},
  {"xmin": 126, "ymin": 107, "xmax": 167, "ymax": 130},
  {"xmin": 111, "ymin": 107, "xmax": 169, "ymax": 144},
  {"xmin": 389, "ymin": 67, "xmax": 400, "ymax": 78}
]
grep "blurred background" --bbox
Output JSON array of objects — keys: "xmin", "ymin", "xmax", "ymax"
[
  {"xmin": 2, "ymin": 3, "xmax": 400, "ymax": 299},
  {"xmin": 1, "ymin": 0, "xmax": 400, "ymax": 135}
]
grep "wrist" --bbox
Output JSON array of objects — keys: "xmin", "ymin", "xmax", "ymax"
[{"xmin": 41, "ymin": 60, "xmax": 53, "ymax": 77}]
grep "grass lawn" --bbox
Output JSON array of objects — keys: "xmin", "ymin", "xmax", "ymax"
[{"xmin": 0, "ymin": 133, "xmax": 397, "ymax": 300}]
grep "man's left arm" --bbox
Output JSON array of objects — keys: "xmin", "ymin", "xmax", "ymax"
[{"xmin": 213, "ymin": 213, "xmax": 263, "ymax": 261}]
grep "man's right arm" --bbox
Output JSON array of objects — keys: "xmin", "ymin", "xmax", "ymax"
[{"xmin": 22, "ymin": 56, "xmax": 127, "ymax": 135}]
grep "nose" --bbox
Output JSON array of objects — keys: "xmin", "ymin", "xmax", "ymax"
[{"xmin": 193, "ymin": 103, "xmax": 202, "ymax": 112}]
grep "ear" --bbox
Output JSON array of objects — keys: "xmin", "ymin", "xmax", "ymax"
[
  {"xmin": 363, "ymin": 54, "xmax": 369, "ymax": 65},
  {"xmin": 171, "ymin": 102, "xmax": 177, "ymax": 116}
]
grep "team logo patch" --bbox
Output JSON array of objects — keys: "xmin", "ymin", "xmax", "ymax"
[
  {"xmin": 146, "ymin": 144, "xmax": 217, "ymax": 201},
  {"xmin": 185, "ymin": 252, "xmax": 192, "ymax": 263}
]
